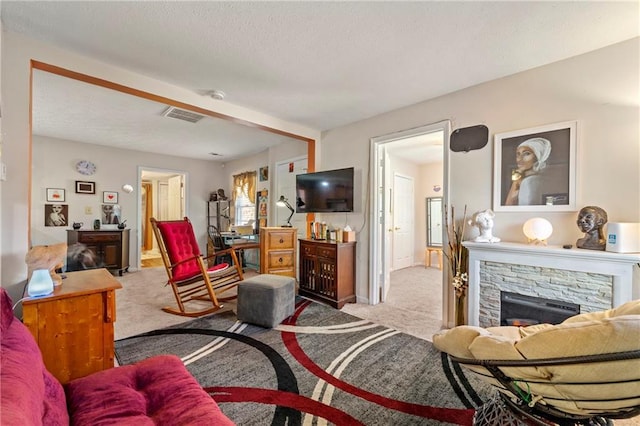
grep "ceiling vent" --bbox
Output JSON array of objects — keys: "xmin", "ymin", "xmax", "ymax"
[{"xmin": 162, "ymin": 106, "xmax": 205, "ymax": 123}]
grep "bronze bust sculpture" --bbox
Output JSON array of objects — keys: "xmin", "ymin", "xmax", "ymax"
[{"xmin": 576, "ymin": 206, "xmax": 607, "ymax": 251}]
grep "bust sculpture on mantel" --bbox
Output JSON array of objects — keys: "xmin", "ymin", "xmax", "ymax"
[
  {"xmin": 576, "ymin": 206, "xmax": 607, "ymax": 251},
  {"xmin": 470, "ymin": 209, "xmax": 500, "ymax": 243}
]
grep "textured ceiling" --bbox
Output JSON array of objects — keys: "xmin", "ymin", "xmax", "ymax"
[
  {"xmin": 32, "ymin": 70, "xmax": 300, "ymax": 162},
  {"xmin": 3, "ymin": 1, "xmax": 638, "ymax": 163}
]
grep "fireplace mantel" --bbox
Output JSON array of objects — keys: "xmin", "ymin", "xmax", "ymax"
[{"xmin": 463, "ymin": 241, "xmax": 640, "ymax": 326}]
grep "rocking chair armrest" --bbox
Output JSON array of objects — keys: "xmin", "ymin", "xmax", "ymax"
[{"xmin": 169, "ymin": 254, "xmax": 204, "ymax": 269}]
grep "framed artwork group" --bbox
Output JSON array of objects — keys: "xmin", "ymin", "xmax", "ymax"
[{"xmin": 44, "ymin": 182, "xmax": 124, "ymax": 227}]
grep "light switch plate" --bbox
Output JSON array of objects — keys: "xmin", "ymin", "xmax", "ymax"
[{"xmin": 85, "ymin": 206, "xmax": 92, "ymax": 215}]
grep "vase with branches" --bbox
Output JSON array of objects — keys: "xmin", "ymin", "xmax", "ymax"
[{"xmin": 443, "ymin": 204, "xmax": 469, "ymax": 326}]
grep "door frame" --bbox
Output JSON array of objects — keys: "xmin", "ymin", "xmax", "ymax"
[
  {"xmin": 136, "ymin": 166, "xmax": 188, "ymax": 269},
  {"xmin": 369, "ymin": 121, "xmax": 451, "ymax": 320}
]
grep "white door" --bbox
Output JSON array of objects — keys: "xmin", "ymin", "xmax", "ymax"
[
  {"xmin": 167, "ymin": 175, "xmax": 184, "ymax": 219},
  {"xmin": 275, "ymin": 157, "xmax": 308, "ymax": 239},
  {"xmin": 392, "ymin": 174, "xmax": 414, "ymax": 270}
]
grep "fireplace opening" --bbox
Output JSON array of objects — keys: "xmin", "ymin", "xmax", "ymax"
[{"xmin": 500, "ymin": 292, "xmax": 580, "ymax": 326}]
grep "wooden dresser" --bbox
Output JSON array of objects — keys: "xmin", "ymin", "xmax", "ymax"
[
  {"xmin": 67, "ymin": 229, "xmax": 130, "ymax": 276},
  {"xmin": 22, "ymin": 269, "xmax": 122, "ymax": 384},
  {"xmin": 259, "ymin": 227, "xmax": 297, "ymax": 278},
  {"xmin": 299, "ymin": 239, "xmax": 356, "ymax": 309}
]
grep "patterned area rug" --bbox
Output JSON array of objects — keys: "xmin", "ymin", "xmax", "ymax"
[{"xmin": 115, "ymin": 298, "xmax": 493, "ymax": 425}]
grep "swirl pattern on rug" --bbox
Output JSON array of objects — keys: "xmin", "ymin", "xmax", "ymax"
[{"xmin": 115, "ymin": 298, "xmax": 491, "ymax": 425}]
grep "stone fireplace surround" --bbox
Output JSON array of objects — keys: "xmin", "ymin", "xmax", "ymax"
[{"xmin": 463, "ymin": 242, "xmax": 640, "ymax": 327}]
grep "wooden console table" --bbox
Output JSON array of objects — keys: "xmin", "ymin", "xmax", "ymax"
[
  {"xmin": 299, "ymin": 239, "xmax": 356, "ymax": 309},
  {"xmin": 22, "ymin": 269, "xmax": 122, "ymax": 384},
  {"xmin": 67, "ymin": 229, "xmax": 130, "ymax": 276}
]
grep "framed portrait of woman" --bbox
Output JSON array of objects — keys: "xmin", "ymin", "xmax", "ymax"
[{"xmin": 493, "ymin": 120, "xmax": 577, "ymax": 212}]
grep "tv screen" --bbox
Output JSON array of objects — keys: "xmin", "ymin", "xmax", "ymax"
[{"xmin": 296, "ymin": 167, "xmax": 354, "ymax": 213}]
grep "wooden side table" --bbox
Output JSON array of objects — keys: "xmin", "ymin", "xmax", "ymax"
[
  {"xmin": 299, "ymin": 239, "xmax": 356, "ymax": 309},
  {"xmin": 260, "ymin": 227, "xmax": 297, "ymax": 278},
  {"xmin": 22, "ymin": 268, "xmax": 122, "ymax": 384},
  {"xmin": 425, "ymin": 247, "xmax": 443, "ymax": 270}
]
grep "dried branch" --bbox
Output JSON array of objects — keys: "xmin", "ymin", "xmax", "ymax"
[{"xmin": 443, "ymin": 204, "xmax": 469, "ymax": 298}]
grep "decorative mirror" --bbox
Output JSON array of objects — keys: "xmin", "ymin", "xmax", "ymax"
[{"xmin": 426, "ymin": 197, "xmax": 443, "ymax": 247}]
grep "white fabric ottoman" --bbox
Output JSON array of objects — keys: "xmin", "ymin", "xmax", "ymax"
[{"xmin": 237, "ymin": 274, "xmax": 296, "ymax": 328}]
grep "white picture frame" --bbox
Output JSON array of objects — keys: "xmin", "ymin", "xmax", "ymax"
[
  {"xmin": 103, "ymin": 191, "xmax": 118, "ymax": 204},
  {"xmin": 46, "ymin": 188, "xmax": 65, "ymax": 202},
  {"xmin": 493, "ymin": 120, "xmax": 577, "ymax": 212}
]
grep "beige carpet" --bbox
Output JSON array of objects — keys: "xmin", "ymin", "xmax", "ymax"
[
  {"xmin": 341, "ymin": 265, "xmax": 444, "ymax": 341},
  {"xmin": 114, "ymin": 265, "xmax": 444, "ymax": 342},
  {"xmin": 114, "ymin": 267, "xmax": 250, "ymax": 340}
]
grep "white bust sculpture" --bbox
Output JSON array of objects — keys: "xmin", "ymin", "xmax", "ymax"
[{"xmin": 471, "ymin": 209, "xmax": 500, "ymax": 243}]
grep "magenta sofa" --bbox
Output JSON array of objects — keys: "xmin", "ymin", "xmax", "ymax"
[{"xmin": 0, "ymin": 288, "xmax": 234, "ymax": 425}]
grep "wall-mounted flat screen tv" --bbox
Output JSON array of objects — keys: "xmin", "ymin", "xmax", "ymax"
[{"xmin": 295, "ymin": 167, "xmax": 354, "ymax": 213}]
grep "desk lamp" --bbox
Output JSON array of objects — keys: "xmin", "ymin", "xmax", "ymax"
[{"xmin": 277, "ymin": 196, "xmax": 294, "ymax": 227}]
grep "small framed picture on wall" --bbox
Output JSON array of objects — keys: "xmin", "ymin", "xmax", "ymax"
[
  {"xmin": 259, "ymin": 166, "xmax": 269, "ymax": 182},
  {"xmin": 103, "ymin": 191, "xmax": 118, "ymax": 204},
  {"xmin": 46, "ymin": 188, "xmax": 65, "ymax": 202},
  {"xmin": 75, "ymin": 181, "xmax": 95, "ymax": 194},
  {"xmin": 101, "ymin": 204, "xmax": 121, "ymax": 224},
  {"xmin": 44, "ymin": 204, "xmax": 68, "ymax": 227}
]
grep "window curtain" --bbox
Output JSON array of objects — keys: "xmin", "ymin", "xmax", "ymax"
[{"xmin": 232, "ymin": 171, "xmax": 257, "ymax": 204}]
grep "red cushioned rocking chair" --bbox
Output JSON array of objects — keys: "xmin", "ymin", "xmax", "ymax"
[{"xmin": 151, "ymin": 217, "xmax": 244, "ymax": 317}]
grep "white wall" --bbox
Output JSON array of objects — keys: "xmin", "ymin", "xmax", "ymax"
[
  {"xmin": 320, "ymin": 38, "xmax": 639, "ymax": 315},
  {"xmin": 1, "ymin": 29, "xmax": 319, "ymax": 289},
  {"xmin": 32, "ymin": 136, "xmax": 225, "ymax": 267}
]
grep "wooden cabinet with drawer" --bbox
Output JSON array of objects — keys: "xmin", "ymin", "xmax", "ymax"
[
  {"xmin": 259, "ymin": 227, "xmax": 297, "ymax": 278},
  {"xmin": 22, "ymin": 269, "xmax": 122, "ymax": 384},
  {"xmin": 67, "ymin": 229, "xmax": 130, "ymax": 276},
  {"xmin": 299, "ymin": 239, "xmax": 356, "ymax": 309}
]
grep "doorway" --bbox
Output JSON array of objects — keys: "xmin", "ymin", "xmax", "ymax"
[
  {"xmin": 138, "ymin": 168, "xmax": 187, "ymax": 268},
  {"xmin": 369, "ymin": 121, "xmax": 449, "ymax": 325}
]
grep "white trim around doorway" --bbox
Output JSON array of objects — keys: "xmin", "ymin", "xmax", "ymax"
[{"xmin": 369, "ymin": 120, "xmax": 451, "ymax": 325}]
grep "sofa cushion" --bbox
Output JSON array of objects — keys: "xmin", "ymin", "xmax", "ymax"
[
  {"xmin": 0, "ymin": 287, "xmax": 69, "ymax": 425},
  {"xmin": 66, "ymin": 354, "xmax": 235, "ymax": 426}
]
